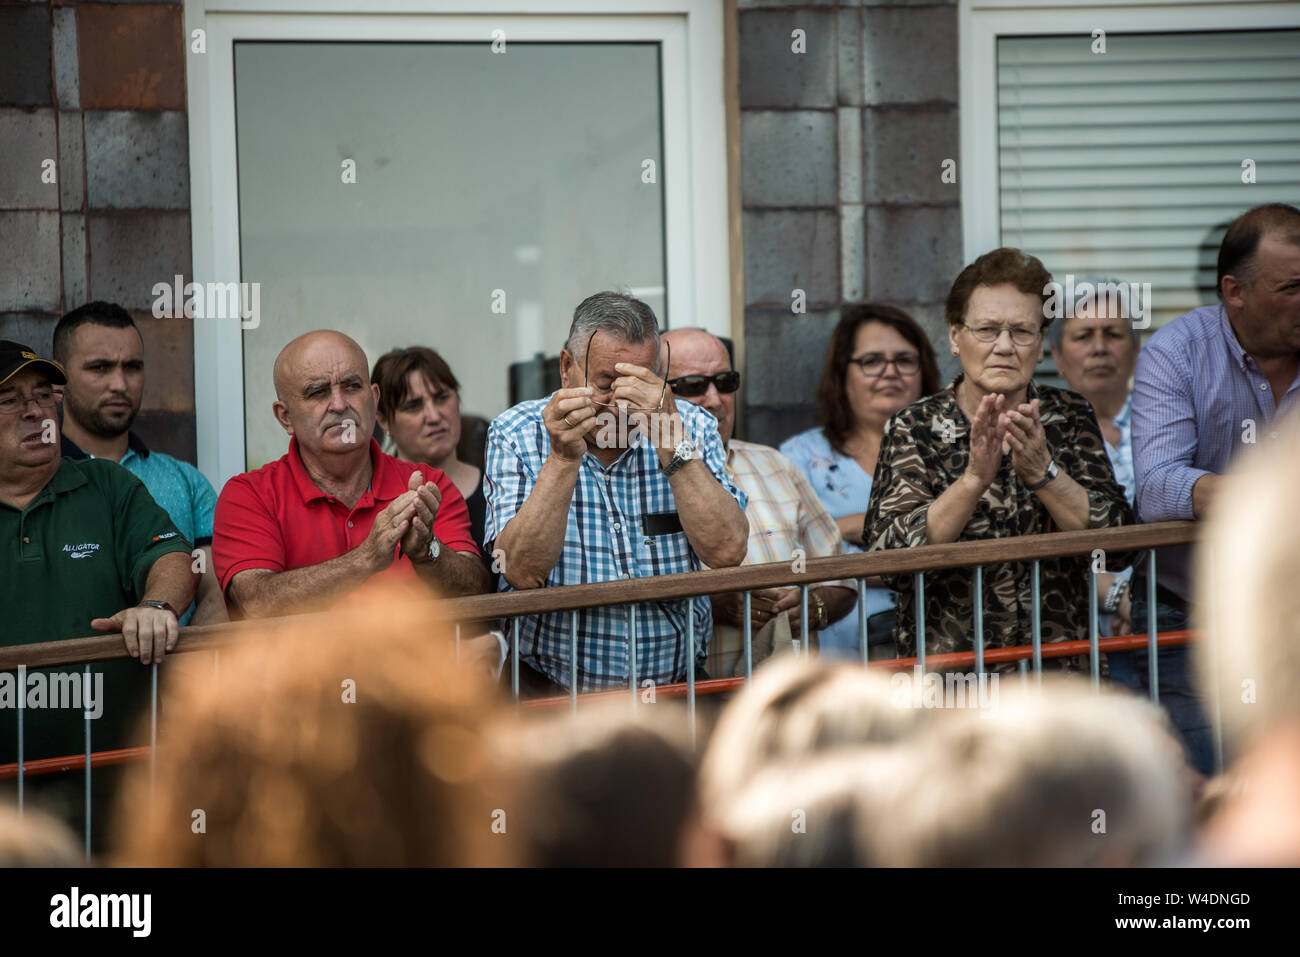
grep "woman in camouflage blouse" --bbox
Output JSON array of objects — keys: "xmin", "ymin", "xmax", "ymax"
[{"xmin": 863, "ymin": 248, "xmax": 1133, "ymax": 661}]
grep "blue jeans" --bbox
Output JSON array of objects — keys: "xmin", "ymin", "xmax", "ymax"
[{"xmin": 1107, "ymin": 599, "xmax": 1214, "ymax": 775}]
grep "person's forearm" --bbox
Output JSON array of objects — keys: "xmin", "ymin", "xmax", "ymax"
[
  {"xmin": 668, "ymin": 459, "xmax": 748, "ymax": 568},
  {"xmin": 818, "ymin": 585, "xmax": 857, "ymax": 626},
  {"xmin": 1192, "ymin": 473, "xmax": 1222, "ymax": 520},
  {"xmin": 191, "ymin": 557, "xmax": 230, "ymax": 625},
  {"xmin": 494, "ymin": 454, "xmax": 581, "ymax": 589},
  {"xmin": 142, "ymin": 551, "xmax": 201, "ymax": 615},
  {"xmin": 836, "ymin": 513, "xmax": 868, "ymax": 545},
  {"xmin": 1031, "ymin": 471, "xmax": 1090, "ymax": 531},
  {"xmin": 413, "ymin": 548, "xmax": 491, "ymax": 596},
  {"xmin": 229, "ymin": 548, "xmax": 374, "ymax": 618},
  {"xmin": 924, "ymin": 473, "xmax": 985, "ymax": 545}
]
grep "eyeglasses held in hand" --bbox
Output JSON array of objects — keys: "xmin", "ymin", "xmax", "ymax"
[
  {"xmin": 0, "ymin": 388, "xmax": 59, "ymax": 415},
  {"xmin": 668, "ymin": 370, "xmax": 741, "ymax": 398},
  {"xmin": 962, "ymin": 323, "xmax": 1041, "ymax": 347},
  {"xmin": 849, "ymin": 352, "xmax": 921, "ymax": 377},
  {"xmin": 584, "ymin": 329, "xmax": 670, "ymax": 411}
]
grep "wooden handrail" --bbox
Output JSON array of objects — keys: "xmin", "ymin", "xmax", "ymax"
[{"xmin": 0, "ymin": 521, "xmax": 1198, "ymax": 672}]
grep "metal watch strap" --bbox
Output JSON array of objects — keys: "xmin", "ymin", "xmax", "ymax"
[
  {"xmin": 1025, "ymin": 459, "xmax": 1059, "ymax": 492},
  {"xmin": 138, "ymin": 599, "xmax": 176, "ymax": 615}
]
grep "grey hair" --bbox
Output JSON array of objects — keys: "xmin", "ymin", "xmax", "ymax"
[
  {"xmin": 1046, "ymin": 276, "xmax": 1141, "ymax": 353},
  {"xmin": 565, "ymin": 292, "xmax": 662, "ymax": 375}
]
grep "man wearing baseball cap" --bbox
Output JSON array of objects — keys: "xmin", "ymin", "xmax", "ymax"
[{"xmin": 0, "ymin": 340, "xmax": 198, "ymax": 849}]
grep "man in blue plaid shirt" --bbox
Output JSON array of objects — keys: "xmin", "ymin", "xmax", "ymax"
[{"xmin": 484, "ymin": 292, "xmax": 749, "ymax": 694}]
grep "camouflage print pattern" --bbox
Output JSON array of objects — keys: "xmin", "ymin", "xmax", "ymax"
[{"xmin": 863, "ymin": 375, "xmax": 1134, "ymax": 664}]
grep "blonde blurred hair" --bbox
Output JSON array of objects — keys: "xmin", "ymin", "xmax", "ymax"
[
  {"xmin": 113, "ymin": 594, "xmax": 504, "ymax": 866},
  {"xmin": 0, "ymin": 801, "xmax": 81, "ymax": 867}
]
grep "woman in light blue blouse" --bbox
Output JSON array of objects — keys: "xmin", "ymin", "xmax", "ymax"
[{"xmin": 780, "ymin": 304, "xmax": 940, "ymax": 658}]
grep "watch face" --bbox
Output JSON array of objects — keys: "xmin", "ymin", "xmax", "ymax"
[
  {"xmin": 428, "ymin": 537, "xmax": 441, "ymax": 560},
  {"xmin": 675, "ymin": 440, "xmax": 696, "ymax": 460}
]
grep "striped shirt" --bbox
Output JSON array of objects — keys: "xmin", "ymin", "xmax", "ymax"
[
  {"xmin": 706, "ymin": 440, "xmax": 854, "ymax": 676},
  {"xmin": 1132, "ymin": 304, "xmax": 1300, "ymax": 600},
  {"xmin": 483, "ymin": 398, "xmax": 745, "ymax": 691}
]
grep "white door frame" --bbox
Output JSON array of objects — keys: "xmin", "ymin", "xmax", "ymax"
[
  {"xmin": 184, "ymin": 0, "xmax": 729, "ymax": 489},
  {"xmin": 960, "ymin": 0, "xmax": 1300, "ymax": 263}
]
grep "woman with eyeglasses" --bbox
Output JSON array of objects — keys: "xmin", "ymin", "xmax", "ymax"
[
  {"xmin": 779, "ymin": 304, "xmax": 940, "ymax": 659},
  {"xmin": 862, "ymin": 248, "xmax": 1133, "ymax": 665}
]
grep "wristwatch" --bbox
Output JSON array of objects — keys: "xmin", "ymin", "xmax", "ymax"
[
  {"xmin": 137, "ymin": 599, "xmax": 176, "ymax": 616},
  {"xmin": 424, "ymin": 536, "xmax": 442, "ymax": 564},
  {"xmin": 661, "ymin": 440, "xmax": 697, "ymax": 477},
  {"xmin": 1024, "ymin": 459, "xmax": 1060, "ymax": 492}
]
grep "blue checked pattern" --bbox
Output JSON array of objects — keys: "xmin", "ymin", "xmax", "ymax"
[
  {"xmin": 1133, "ymin": 304, "xmax": 1300, "ymax": 600},
  {"xmin": 484, "ymin": 397, "xmax": 746, "ymax": 691}
]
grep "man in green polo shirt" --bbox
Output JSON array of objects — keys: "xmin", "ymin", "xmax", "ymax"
[{"xmin": 0, "ymin": 340, "xmax": 198, "ymax": 846}]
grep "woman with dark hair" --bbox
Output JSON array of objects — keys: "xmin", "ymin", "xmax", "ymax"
[
  {"xmin": 371, "ymin": 347, "xmax": 486, "ymax": 554},
  {"xmin": 780, "ymin": 304, "xmax": 940, "ymax": 658},
  {"xmin": 863, "ymin": 248, "xmax": 1133, "ymax": 662}
]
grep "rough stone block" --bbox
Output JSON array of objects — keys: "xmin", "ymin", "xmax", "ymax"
[
  {"xmin": 841, "ymin": 203, "xmax": 865, "ymax": 301},
  {"xmin": 62, "ymin": 213, "xmax": 87, "ymax": 309},
  {"xmin": 85, "ymin": 110, "xmax": 190, "ymax": 209},
  {"xmin": 837, "ymin": 7, "xmax": 862, "ymax": 106},
  {"xmin": 132, "ymin": 410, "xmax": 197, "ymax": 466},
  {"xmin": 743, "ymin": 209, "xmax": 840, "ymax": 307},
  {"xmin": 86, "ymin": 211, "xmax": 191, "ymax": 312},
  {"xmin": 743, "ymin": 307, "xmax": 841, "ymax": 407},
  {"xmin": 837, "ymin": 106, "xmax": 862, "ymax": 203},
  {"xmin": 743, "ymin": 404, "xmax": 820, "ymax": 450},
  {"xmin": 864, "ymin": 106, "xmax": 960, "ymax": 204},
  {"xmin": 0, "ymin": 109, "xmax": 59, "ymax": 209},
  {"xmin": 739, "ymin": 10, "xmax": 837, "ymax": 109},
  {"xmin": 53, "ymin": 6, "xmax": 80, "ymax": 110},
  {"xmin": 0, "ymin": 212, "xmax": 61, "ymax": 311},
  {"xmin": 864, "ymin": 205, "xmax": 962, "ymax": 303},
  {"xmin": 862, "ymin": 5, "xmax": 957, "ymax": 105},
  {"xmin": 58, "ymin": 112, "xmax": 85, "ymax": 211},
  {"xmin": 135, "ymin": 313, "xmax": 195, "ymax": 413},
  {"xmin": 0, "ymin": 6, "xmax": 52, "ymax": 107},
  {"xmin": 0, "ymin": 312, "xmax": 60, "ymax": 360},
  {"xmin": 742, "ymin": 110, "xmax": 837, "ymax": 208},
  {"xmin": 77, "ymin": 4, "xmax": 186, "ymax": 110}
]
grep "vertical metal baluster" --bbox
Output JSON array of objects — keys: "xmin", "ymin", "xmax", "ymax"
[
  {"xmin": 455, "ymin": 623, "xmax": 461, "ymax": 664},
  {"xmin": 743, "ymin": 591, "xmax": 753, "ymax": 682},
  {"xmin": 1146, "ymin": 550, "xmax": 1159, "ymax": 705},
  {"xmin": 150, "ymin": 662, "xmax": 158, "ymax": 796},
  {"xmin": 569, "ymin": 611, "xmax": 579, "ymax": 713},
  {"xmin": 858, "ymin": 579, "xmax": 869, "ymax": 666},
  {"xmin": 1018, "ymin": 658, "xmax": 1028, "ymax": 689},
  {"xmin": 1031, "ymin": 560, "xmax": 1043, "ymax": 690},
  {"xmin": 84, "ymin": 663, "xmax": 91, "ymax": 859},
  {"xmin": 628, "ymin": 604, "xmax": 638, "ymax": 708},
  {"xmin": 16, "ymin": 666, "xmax": 23, "ymax": 815},
  {"xmin": 973, "ymin": 566, "xmax": 984, "ymax": 676},
  {"xmin": 686, "ymin": 607, "xmax": 696, "ymax": 748},
  {"xmin": 1089, "ymin": 565, "xmax": 1100, "ymax": 691},
  {"xmin": 511, "ymin": 620, "xmax": 519, "ymax": 712},
  {"xmin": 798, "ymin": 584, "xmax": 809, "ymax": 658},
  {"xmin": 915, "ymin": 572, "xmax": 926, "ymax": 673}
]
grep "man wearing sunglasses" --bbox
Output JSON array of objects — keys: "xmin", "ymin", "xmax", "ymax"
[
  {"xmin": 485, "ymin": 293, "xmax": 749, "ymax": 696},
  {"xmin": 661, "ymin": 329, "xmax": 857, "ymax": 676}
]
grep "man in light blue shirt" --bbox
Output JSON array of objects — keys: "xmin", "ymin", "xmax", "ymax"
[
  {"xmin": 1131, "ymin": 203, "xmax": 1300, "ymax": 773},
  {"xmin": 54, "ymin": 302, "xmax": 225, "ymax": 626},
  {"xmin": 485, "ymin": 293, "xmax": 748, "ymax": 694}
]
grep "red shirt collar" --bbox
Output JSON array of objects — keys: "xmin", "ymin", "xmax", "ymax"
[{"xmin": 286, "ymin": 436, "xmax": 408, "ymax": 507}]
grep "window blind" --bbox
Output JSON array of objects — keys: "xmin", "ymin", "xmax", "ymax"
[{"xmin": 998, "ymin": 29, "xmax": 1300, "ymax": 335}]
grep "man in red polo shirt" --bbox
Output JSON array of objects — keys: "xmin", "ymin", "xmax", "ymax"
[{"xmin": 213, "ymin": 330, "xmax": 489, "ymax": 617}]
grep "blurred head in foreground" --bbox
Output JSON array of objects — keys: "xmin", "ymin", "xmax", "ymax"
[
  {"xmin": 697, "ymin": 654, "xmax": 924, "ymax": 825},
  {"xmin": 713, "ymin": 678, "xmax": 1191, "ymax": 867},
  {"xmin": 487, "ymin": 700, "xmax": 697, "ymax": 867},
  {"xmin": 113, "ymin": 594, "xmax": 504, "ymax": 866},
  {"xmin": 1196, "ymin": 425, "xmax": 1300, "ymax": 865},
  {"xmin": 0, "ymin": 802, "xmax": 81, "ymax": 867}
]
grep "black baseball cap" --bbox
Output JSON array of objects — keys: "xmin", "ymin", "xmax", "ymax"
[{"xmin": 0, "ymin": 340, "xmax": 67, "ymax": 387}]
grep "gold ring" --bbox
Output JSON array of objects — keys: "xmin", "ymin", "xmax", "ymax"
[{"xmin": 563, "ymin": 414, "xmax": 576, "ymax": 427}]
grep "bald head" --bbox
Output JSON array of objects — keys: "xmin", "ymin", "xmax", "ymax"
[
  {"xmin": 271, "ymin": 330, "xmax": 379, "ymax": 462},
  {"xmin": 661, "ymin": 328, "xmax": 735, "ymax": 445}
]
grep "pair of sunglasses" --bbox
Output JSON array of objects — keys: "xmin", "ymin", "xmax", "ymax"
[{"xmin": 668, "ymin": 371, "xmax": 741, "ymax": 398}]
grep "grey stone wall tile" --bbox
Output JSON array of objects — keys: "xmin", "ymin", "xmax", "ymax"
[
  {"xmin": 62, "ymin": 213, "xmax": 87, "ymax": 309},
  {"xmin": 742, "ymin": 110, "xmax": 837, "ymax": 207},
  {"xmin": 87, "ymin": 211, "xmax": 191, "ymax": 311},
  {"xmin": 743, "ymin": 307, "xmax": 840, "ymax": 407},
  {"xmin": 0, "ymin": 313, "xmax": 60, "ymax": 360},
  {"xmin": 85, "ymin": 110, "xmax": 190, "ymax": 210},
  {"xmin": 53, "ymin": 7, "xmax": 80, "ymax": 110},
  {"xmin": 841, "ymin": 203, "xmax": 865, "ymax": 301},
  {"xmin": 862, "ymin": 5, "xmax": 957, "ymax": 105},
  {"xmin": 0, "ymin": 6, "xmax": 52, "ymax": 108},
  {"xmin": 864, "ymin": 204, "xmax": 962, "ymax": 303},
  {"xmin": 864, "ymin": 106, "xmax": 959, "ymax": 204},
  {"xmin": 58, "ymin": 112, "xmax": 85, "ymax": 212},
  {"xmin": 836, "ymin": 7, "xmax": 862, "ymax": 105},
  {"xmin": 837, "ymin": 106, "xmax": 862, "ymax": 203},
  {"xmin": 0, "ymin": 212, "xmax": 62, "ymax": 311},
  {"xmin": 743, "ymin": 209, "xmax": 840, "ymax": 307},
  {"xmin": 0, "ymin": 109, "xmax": 59, "ymax": 210},
  {"xmin": 740, "ymin": 10, "xmax": 837, "ymax": 109}
]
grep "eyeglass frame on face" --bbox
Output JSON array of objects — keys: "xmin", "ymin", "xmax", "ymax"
[
  {"xmin": 582, "ymin": 328, "xmax": 670, "ymax": 411},
  {"xmin": 0, "ymin": 385, "xmax": 60, "ymax": 416},
  {"xmin": 848, "ymin": 351, "xmax": 921, "ymax": 378},
  {"xmin": 960, "ymin": 321, "xmax": 1043, "ymax": 348}
]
